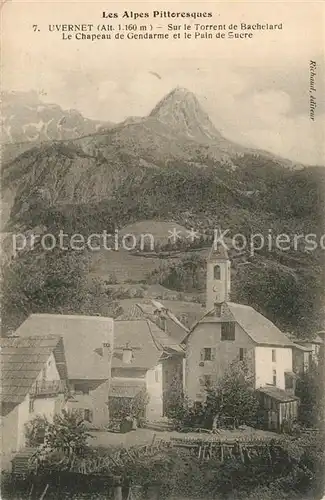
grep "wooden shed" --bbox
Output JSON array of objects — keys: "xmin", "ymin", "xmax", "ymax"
[{"xmin": 257, "ymin": 386, "xmax": 299, "ymax": 433}]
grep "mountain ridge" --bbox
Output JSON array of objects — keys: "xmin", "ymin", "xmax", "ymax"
[{"xmin": 2, "ymin": 87, "xmax": 322, "ymax": 232}]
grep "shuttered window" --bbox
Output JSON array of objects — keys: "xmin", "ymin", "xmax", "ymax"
[
  {"xmin": 239, "ymin": 348, "xmax": 247, "ymax": 361},
  {"xmin": 221, "ymin": 322, "xmax": 235, "ymax": 341}
]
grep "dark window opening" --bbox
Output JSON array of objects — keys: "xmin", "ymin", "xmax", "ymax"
[
  {"xmin": 272, "ymin": 369, "xmax": 277, "ymax": 386},
  {"xmin": 214, "ymin": 304, "xmax": 222, "ymax": 316},
  {"xmin": 203, "ymin": 348, "xmax": 212, "ymax": 361},
  {"xmin": 214, "ymin": 265, "xmax": 221, "ymax": 280},
  {"xmin": 272, "ymin": 349, "xmax": 276, "ymax": 362},
  {"xmin": 239, "ymin": 348, "xmax": 246, "ymax": 361},
  {"xmin": 221, "ymin": 322, "xmax": 235, "ymax": 341},
  {"xmin": 84, "ymin": 409, "xmax": 93, "ymax": 423},
  {"xmin": 29, "ymin": 399, "xmax": 34, "ymax": 413},
  {"xmin": 74, "ymin": 383, "xmax": 90, "ymax": 395}
]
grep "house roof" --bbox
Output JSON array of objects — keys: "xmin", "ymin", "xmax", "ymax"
[
  {"xmin": 116, "ymin": 298, "xmax": 204, "ymax": 332},
  {"xmin": 15, "ymin": 314, "xmax": 114, "ymax": 381},
  {"xmin": 117, "ymin": 299, "xmax": 192, "ymax": 343},
  {"xmin": 186, "ymin": 302, "xmax": 294, "ymax": 347},
  {"xmin": 257, "ymin": 386, "xmax": 299, "ymax": 403},
  {"xmin": 0, "ymin": 335, "xmax": 63, "ymax": 404},
  {"xmin": 109, "ymin": 378, "xmax": 146, "ymax": 398},
  {"xmin": 293, "ymin": 343, "xmax": 313, "ymax": 352},
  {"xmin": 117, "ymin": 302, "xmax": 185, "ymax": 351},
  {"xmin": 113, "ymin": 319, "xmax": 164, "ymax": 370}
]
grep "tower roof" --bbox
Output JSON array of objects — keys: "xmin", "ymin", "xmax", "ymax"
[{"xmin": 207, "ymin": 242, "xmax": 229, "ymax": 261}]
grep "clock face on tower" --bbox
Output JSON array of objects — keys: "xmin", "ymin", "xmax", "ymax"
[{"xmin": 212, "ymin": 285, "xmax": 219, "ymax": 292}]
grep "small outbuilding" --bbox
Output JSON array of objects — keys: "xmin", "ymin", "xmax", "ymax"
[{"xmin": 256, "ymin": 386, "xmax": 299, "ymax": 432}]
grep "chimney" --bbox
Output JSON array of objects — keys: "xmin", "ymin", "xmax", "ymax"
[
  {"xmin": 102, "ymin": 318, "xmax": 114, "ymax": 375},
  {"xmin": 122, "ymin": 342, "xmax": 133, "ymax": 364}
]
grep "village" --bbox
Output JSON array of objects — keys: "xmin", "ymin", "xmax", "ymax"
[{"xmin": 1, "ymin": 241, "xmax": 324, "ymax": 494}]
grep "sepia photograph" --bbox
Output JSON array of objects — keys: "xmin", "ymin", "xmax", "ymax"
[{"xmin": 0, "ymin": 1, "xmax": 324, "ymax": 499}]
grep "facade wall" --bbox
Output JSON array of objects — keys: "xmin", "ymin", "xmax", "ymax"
[
  {"xmin": 67, "ymin": 380, "xmax": 110, "ymax": 428},
  {"xmin": 146, "ymin": 364, "xmax": 163, "ymax": 420},
  {"xmin": 1, "ymin": 404, "xmax": 19, "ymax": 470},
  {"xmin": 185, "ymin": 322, "xmax": 255, "ymax": 402},
  {"xmin": 90, "ymin": 381, "xmax": 110, "ymax": 427},
  {"xmin": 255, "ymin": 347, "xmax": 292, "ymax": 389},
  {"xmin": 206, "ymin": 260, "xmax": 231, "ymax": 311},
  {"xmin": 17, "ymin": 395, "xmax": 30, "ymax": 449}
]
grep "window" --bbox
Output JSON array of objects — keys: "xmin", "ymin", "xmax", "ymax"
[
  {"xmin": 203, "ymin": 348, "xmax": 212, "ymax": 361},
  {"xmin": 203, "ymin": 374, "xmax": 212, "ymax": 387},
  {"xmin": 213, "ymin": 265, "xmax": 221, "ymax": 280},
  {"xmin": 214, "ymin": 304, "xmax": 222, "ymax": 316},
  {"xmin": 29, "ymin": 398, "xmax": 34, "ymax": 413},
  {"xmin": 74, "ymin": 383, "xmax": 89, "ymax": 395},
  {"xmin": 84, "ymin": 409, "xmax": 93, "ymax": 423},
  {"xmin": 272, "ymin": 349, "xmax": 276, "ymax": 362},
  {"xmin": 221, "ymin": 322, "xmax": 235, "ymax": 341},
  {"xmin": 239, "ymin": 348, "xmax": 246, "ymax": 361},
  {"xmin": 155, "ymin": 369, "xmax": 160, "ymax": 383},
  {"xmin": 272, "ymin": 369, "xmax": 277, "ymax": 386}
]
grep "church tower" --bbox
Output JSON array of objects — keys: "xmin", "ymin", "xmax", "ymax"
[{"xmin": 206, "ymin": 243, "xmax": 231, "ymax": 311}]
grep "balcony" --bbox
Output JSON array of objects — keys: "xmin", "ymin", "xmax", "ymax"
[{"xmin": 30, "ymin": 380, "xmax": 68, "ymax": 398}]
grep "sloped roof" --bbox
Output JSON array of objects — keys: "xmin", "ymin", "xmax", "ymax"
[
  {"xmin": 227, "ymin": 303, "xmax": 294, "ymax": 347},
  {"xmin": 109, "ymin": 378, "xmax": 146, "ymax": 398},
  {"xmin": 1, "ymin": 335, "xmax": 62, "ymax": 404},
  {"xmin": 257, "ymin": 386, "xmax": 299, "ymax": 403},
  {"xmin": 293, "ymin": 343, "xmax": 313, "ymax": 352},
  {"xmin": 113, "ymin": 319, "xmax": 163, "ymax": 370},
  {"xmin": 187, "ymin": 302, "xmax": 294, "ymax": 347},
  {"xmin": 15, "ymin": 314, "xmax": 114, "ymax": 380},
  {"xmin": 117, "ymin": 301, "xmax": 185, "ymax": 350},
  {"xmin": 116, "ymin": 298, "xmax": 204, "ymax": 332}
]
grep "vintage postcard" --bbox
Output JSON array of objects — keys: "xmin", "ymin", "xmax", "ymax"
[{"xmin": 1, "ymin": 0, "xmax": 324, "ymax": 499}]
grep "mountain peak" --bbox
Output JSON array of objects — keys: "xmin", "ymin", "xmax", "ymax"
[{"xmin": 149, "ymin": 87, "xmax": 220, "ymax": 141}]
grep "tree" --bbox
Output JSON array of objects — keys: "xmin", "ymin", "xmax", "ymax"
[
  {"xmin": 43, "ymin": 409, "xmax": 91, "ymax": 461},
  {"xmin": 25, "ymin": 415, "xmax": 49, "ymax": 447},
  {"xmin": 295, "ymin": 354, "xmax": 325, "ymax": 428},
  {"xmin": 1, "ymin": 245, "xmax": 118, "ymax": 335},
  {"xmin": 205, "ymin": 361, "xmax": 260, "ymax": 428}
]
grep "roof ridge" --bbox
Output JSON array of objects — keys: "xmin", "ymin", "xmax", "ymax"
[
  {"xmin": 29, "ymin": 313, "xmax": 113, "ymax": 322},
  {"xmin": 146, "ymin": 319, "xmax": 164, "ymax": 351}
]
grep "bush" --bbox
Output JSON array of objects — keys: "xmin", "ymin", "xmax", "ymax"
[{"xmin": 25, "ymin": 415, "xmax": 49, "ymax": 446}]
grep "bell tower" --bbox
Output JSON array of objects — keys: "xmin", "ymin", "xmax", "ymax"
[{"xmin": 206, "ymin": 243, "xmax": 231, "ymax": 311}]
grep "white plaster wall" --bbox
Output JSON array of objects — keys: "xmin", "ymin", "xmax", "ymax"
[
  {"xmin": 146, "ymin": 364, "xmax": 163, "ymax": 420},
  {"xmin": 185, "ymin": 323, "xmax": 255, "ymax": 402},
  {"xmin": 34, "ymin": 353, "xmax": 60, "ymax": 384},
  {"xmin": 206, "ymin": 260, "xmax": 231, "ymax": 311},
  {"xmin": 90, "ymin": 381, "xmax": 110, "ymax": 428},
  {"xmin": 33, "ymin": 398, "xmax": 56, "ymax": 422},
  {"xmin": 1, "ymin": 405, "xmax": 19, "ymax": 469},
  {"xmin": 17, "ymin": 395, "xmax": 30, "ymax": 449},
  {"xmin": 255, "ymin": 347, "xmax": 292, "ymax": 389}
]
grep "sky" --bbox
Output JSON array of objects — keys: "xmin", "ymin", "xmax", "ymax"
[{"xmin": 1, "ymin": 0, "xmax": 325, "ymax": 165}]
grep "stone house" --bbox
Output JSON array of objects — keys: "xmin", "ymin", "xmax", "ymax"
[
  {"xmin": 183, "ymin": 244, "xmax": 298, "ymax": 431},
  {"xmin": 0, "ymin": 335, "xmax": 68, "ymax": 469},
  {"xmin": 15, "ymin": 314, "xmax": 114, "ymax": 428},
  {"xmin": 113, "ymin": 313, "xmax": 184, "ymax": 420}
]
